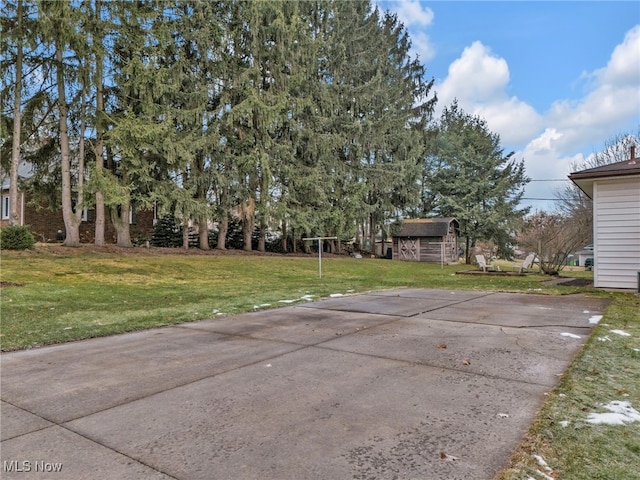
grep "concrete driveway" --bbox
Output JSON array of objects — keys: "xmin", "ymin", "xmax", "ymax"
[{"xmin": 1, "ymin": 288, "xmax": 610, "ymax": 479}]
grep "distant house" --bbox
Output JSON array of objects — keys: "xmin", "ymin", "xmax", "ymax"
[
  {"xmin": 1, "ymin": 162, "xmax": 156, "ymax": 243},
  {"xmin": 392, "ymin": 217, "xmax": 459, "ymax": 264},
  {"xmin": 575, "ymin": 244, "xmax": 594, "ymax": 268},
  {"xmin": 568, "ymin": 147, "xmax": 640, "ymax": 290}
]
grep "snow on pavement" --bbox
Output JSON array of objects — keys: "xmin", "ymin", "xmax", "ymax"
[{"xmin": 560, "ymin": 332, "xmax": 581, "ymax": 339}]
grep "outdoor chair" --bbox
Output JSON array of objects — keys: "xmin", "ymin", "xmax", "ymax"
[
  {"xmin": 476, "ymin": 254, "xmax": 500, "ymax": 272},
  {"xmin": 512, "ymin": 253, "xmax": 535, "ymax": 273}
]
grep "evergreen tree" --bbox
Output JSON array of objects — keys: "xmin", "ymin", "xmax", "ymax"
[
  {"xmin": 38, "ymin": 0, "xmax": 88, "ymax": 246},
  {"xmin": 423, "ymin": 101, "xmax": 530, "ymax": 262}
]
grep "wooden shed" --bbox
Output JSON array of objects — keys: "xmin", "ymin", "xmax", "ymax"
[{"xmin": 392, "ymin": 217, "xmax": 459, "ymax": 263}]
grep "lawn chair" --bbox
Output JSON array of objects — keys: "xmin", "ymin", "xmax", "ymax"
[
  {"xmin": 476, "ymin": 254, "xmax": 500, "ymax": 272},
  {"xmin": 512, "ymin": 253, "xmax": 535, "ymax": 273}
]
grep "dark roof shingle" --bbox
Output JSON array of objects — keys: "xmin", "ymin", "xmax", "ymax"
[{"xmin": 394, "ymin": 218, "xmax": 458, "ymax": 237}]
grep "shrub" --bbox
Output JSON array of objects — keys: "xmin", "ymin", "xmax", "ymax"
[
  {"xmin": 150, "ymin": 215, "xmax": 182, "ymax": 248},
  {"xmin": 0, "ymin": 225, "xmax": 36, "ymax": 250}
]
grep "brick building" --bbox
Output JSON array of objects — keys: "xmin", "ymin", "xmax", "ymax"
[{"xmin": 1, "ymin": 163, "xmax": 155, "ymax": 244}]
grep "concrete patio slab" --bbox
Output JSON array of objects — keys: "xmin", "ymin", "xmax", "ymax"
[
  {"xmin": 321, "ymin": 317, "xmax": 588, "ymax": 386},
  {"xmin": 420, "ymin": 297, "xmax": 600, "ymax": 328},
  {"xmin": 0, "ymin": 327, "xmax": 301, "ymax": 423},
  {"xmin": 369, "ymin": 288, "xmax": 490, "ymax": 301},
  {"xmin": 300, "ymin": 294, "xmax": 454, "ymax": 316},
  {"xmin": 1, "ymin": 426, "xmax": 172, "ymax": 479},
  {"xmin": 182, "ymin": 306, "xmax": 402, "ymax": 345},
  {"xmin": 64, "ymin": 347, "xmax": 545, "ymax": 480},
  {"xmin": 0, "ymin": 402, "xmax": 53, "ymax": 441},
  {"xmin": 1, "ymin": 288, "xmax": 610, "ymax": 480}
]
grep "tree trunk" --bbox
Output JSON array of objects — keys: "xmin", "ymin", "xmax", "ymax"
[
  {"xmin": 9, "ymin": 0, "xmax": 22, "ymax": 226},
  {"xmin": 93, "ymin": 0, "xmax": 106, "ymax": 246},
  {"xmin": 281, "ymin": 220, "xmax": 288, "ymax": 253},
  {"xmin": 182, "ymin": 216, "xmax": 189, "ymax": 250},
  {"xmin": 241, "ymin": 197, "xmax": 255, "ymax": 251},
  {"xmin": 369, "ymin": 213, "xmax": 376, "ymax": 256},
  {"xmin": 465, "ymin": 236, "xmax": 471, "ymax": 265},
  {"xmin": 110, "ymin": 196, "xmax": 132, "ymax": 247},
  {"xmin": 56, "ymin": 46, "xmax": 80, "ymax": 247},
  {"xmin": 257, "ymin": 220, "xmax": 266, "ymax": 253},
  {"xmin": 216, "ymin": 213, "xmax": 228, "ymax": 250},
  {"xmin": 76, "ymin": 105, "xmax": 86, "ymax": 231},
  {"xmin": 292, "ymin": 227, "xmax": 297, "ymax": 253},
  {"xmin": 108, "ymin": 152, "xmax": 132, "ymax": 247},
  {"xmin": 302, "ymin": 233, "xmax": 311, "ymax": 254},
  {"xmin": 198, "ymin": 215, "xmax": 209, "ymax": 250}
]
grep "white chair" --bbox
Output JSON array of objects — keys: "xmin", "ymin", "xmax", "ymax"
[
  {"xmin": 513, "ymin": 253, "xmax": 535, "ymax": 273},
  {"xmin": 476, "ymin": 254, "xmax": 499, "ymax": 272}
]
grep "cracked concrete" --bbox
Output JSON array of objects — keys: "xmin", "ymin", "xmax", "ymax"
[{"xmin": 1, "ymin": 288, "xmax": 609, "ymax": 479}]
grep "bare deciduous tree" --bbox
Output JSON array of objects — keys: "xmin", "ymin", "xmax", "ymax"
[
  {"xmin": 555, "ymin": 129, "xmax": 640, "ymax": 243},
  {"xmin": 518, "ymin": 212, "xmax": 590, "ymax": 275}
]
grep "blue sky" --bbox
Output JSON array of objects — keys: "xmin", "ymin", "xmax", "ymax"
[{"xmin": 377, "ymin": 1, "xmax": 640, "ymax": 211}]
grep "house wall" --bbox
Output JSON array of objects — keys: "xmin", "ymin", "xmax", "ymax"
[
  {"xmin": 1, "ymin": 190, "xmax": 155, "ymax": 244},
  {"xmin": 593, "ymin": 177, "xmax": 640, "ymax": 289}
]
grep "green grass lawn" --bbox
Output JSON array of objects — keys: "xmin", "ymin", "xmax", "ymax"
[
  {"xmin": 0, "ymin": 245, "xmax": 597, "ymax": 351},
  {"xmin": 1, "ymin": 245, "xmax": 638, "ymax": 479}
]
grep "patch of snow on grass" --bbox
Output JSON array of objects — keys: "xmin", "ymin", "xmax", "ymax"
[
  {"xmin": 610, "ymin": 329, "xmax": 631, "ymax": 337},
  {"xmin": 535, "ymin": 470, "xmax": 555, "ymax": 480},
  {"xmin": 559, "ymin": 420, "xmax": 570, "ymax": 427},
  {"xmin": 597, "ymin": 336, "xmax": 611, "ymax": 342},
  {"xmin": 561, "ymin": 332, "xmax": 581, "ymax": 339},
  {"xmin": 329, "ymin": 293, "xmax": 344, "ymax": 298},
  {"xmin": 533, "ymin": 454, "xmax": 552, "ymax": 472},
  {"xmin": 278, "ymin": 299, "xmax": 297, "ymax": 304},
  {"xmin": 587, "ymin": 401, "xmax": 640, "ymax": 425},
  {"xmin": 300, "ymin": 295, "xmax": 314, "ymax": 301},
  {"xmin": 589, "ymin": 315, "xmax": 603, "ymax": 324}
]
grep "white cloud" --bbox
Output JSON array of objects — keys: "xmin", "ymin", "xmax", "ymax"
[
  {"xmin": 526, "ymin": 24, "xmax": 640, "ymax": 171},
  {"xmin": 435, "ymin": 41, "xmax": 542, "ymax": 145},
  {"xmin": 392, "ymin": 0, "xmax": 435, "ymax": 27},
  {"xmin": 431, "ymin": 24, "xmax": 639, "ymax": 210},
  {"xmin": 472, "ymin": 99, "xmax": 541, "ymax": 146},
  {"xmin": 375, "ymin": 1, "xmax": 436, "ymax": 65},
  {"xmin": 438, "ymin": 42, "xmax": 509, "ymax": 103},
  {"xmin": 595, "ymin": 25, "xmax": 640, "ymax": 87},
  {"xmin": 409, "ymin": 31, "xmax": 436, "ymax": 62}
]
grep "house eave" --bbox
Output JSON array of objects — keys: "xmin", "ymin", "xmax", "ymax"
[{"xmin": 568, "ymin": 172, "xmax": 640, "ymax": 200}]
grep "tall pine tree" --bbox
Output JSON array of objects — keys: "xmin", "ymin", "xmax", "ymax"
[{"xmin": 423, "ymin": 101, "xmax": 529, "ymax": 261}]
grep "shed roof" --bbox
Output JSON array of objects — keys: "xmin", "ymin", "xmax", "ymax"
[{"xmin": 394, "ymin": 217, "xmax": 458, "ymax": 237}]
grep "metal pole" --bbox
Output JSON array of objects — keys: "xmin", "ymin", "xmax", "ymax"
[{"xmin": 303, "ymin": 236, "xmax": 338, "ymax": 279}]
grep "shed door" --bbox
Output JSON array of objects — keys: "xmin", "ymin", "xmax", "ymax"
[{"xmin": 399, "ymin": 238, "xmax": 420, "ymax": 261}]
